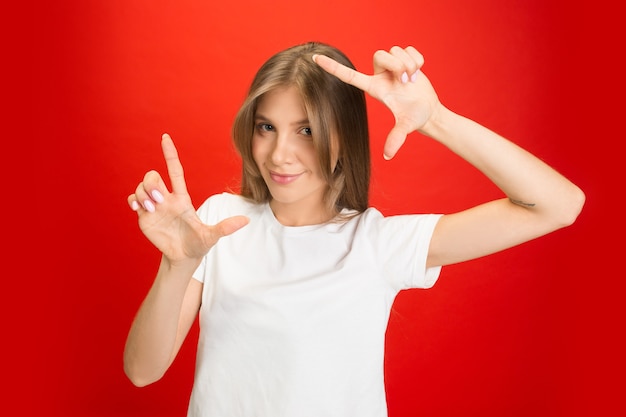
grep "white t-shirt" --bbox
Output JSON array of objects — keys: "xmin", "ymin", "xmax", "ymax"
[{"xmin": 189, "ymin": 193, "xmax": 442, "ymax": 417}]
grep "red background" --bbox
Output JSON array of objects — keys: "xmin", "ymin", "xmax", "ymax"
[{"xmin": 4, "ymin": 0, "xmax": 623, "ymax": 416}]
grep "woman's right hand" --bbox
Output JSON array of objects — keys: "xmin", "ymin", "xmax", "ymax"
[{"xmin": 128, "ymin": 133, "xmax": 249, "ymax": 266}]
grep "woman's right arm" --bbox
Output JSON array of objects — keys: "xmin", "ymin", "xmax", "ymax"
[
  {"xmin": 123, "ymin": 134, "xmax": 248, "ymax": 386},
  {"xmin": 123, "ymin": 256, "xmax": 203, "ymax": 387}
]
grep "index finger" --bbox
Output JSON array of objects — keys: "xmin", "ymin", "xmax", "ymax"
[
  {"xmin": 313, "ymin": 54, "xmax": 372, "ymax": 93},
  {"xmin": 161, "ymin": 133, "xmax": 189, "ymax": 194}
]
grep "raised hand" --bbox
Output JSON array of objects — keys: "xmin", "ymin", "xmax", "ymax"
[
  {"xmin": 314, "ymin": 46, "xmax": 441, "ymax": 159},
  {"xmin": 128, "ymin": 134, "xmax": 249, "ymax": 265}
]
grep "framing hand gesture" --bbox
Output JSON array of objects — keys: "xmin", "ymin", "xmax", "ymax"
[
  {"xmin": 314, "ymin": 46, "xmax": 440, "ymax": 160},
  {"xmin": 127, "ymin": 134, "xmax": 248, "ymax": 265}
]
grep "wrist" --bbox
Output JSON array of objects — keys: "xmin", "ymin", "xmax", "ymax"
[
  {"xmin": 419, "ymin": 103, "xmax": 453, "ymax": 139},
  {"xmin": 159, "ymin": 254, "xmax": 201, "ymax": 277}
]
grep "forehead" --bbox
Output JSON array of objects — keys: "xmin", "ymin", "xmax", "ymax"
[{"xmin": 255, "ymin": 86, "xmax": 308, "ymax": 119}]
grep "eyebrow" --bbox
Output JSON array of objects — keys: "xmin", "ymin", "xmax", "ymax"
[{"xmin": 254, "ymin": 114, "xmax": 310, "ymax": 125}]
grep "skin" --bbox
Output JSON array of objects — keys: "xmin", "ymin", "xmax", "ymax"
[
  {"xmin": 312, "ymin": 47, "xmax": 584, "ymax": 267},
  {"xmin": 252, "ymin": 86, "xmax": 338, "ymax": 226},
  {"xmin": 123, "ymin": 45, "xmax": 585, "ymax": 387}
]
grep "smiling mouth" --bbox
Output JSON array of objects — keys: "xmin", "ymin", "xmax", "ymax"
[{"xmin": 269, "ymin": 171, "xmax": 302, "ymax": 185}]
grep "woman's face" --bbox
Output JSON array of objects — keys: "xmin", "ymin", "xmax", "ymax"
[{"xmin": 251, "ymin": 86, "xmax": 333, "ymax": 225}]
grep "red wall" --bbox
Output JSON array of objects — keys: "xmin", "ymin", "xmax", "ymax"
[{"xmin": 5, "ymin": 0, "xmax": 623, "ymax": 416}]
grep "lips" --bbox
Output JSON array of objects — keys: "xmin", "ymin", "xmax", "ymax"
[{"xmin": 269, "ymin": 171, "xmax": 302, "ymax": 185}]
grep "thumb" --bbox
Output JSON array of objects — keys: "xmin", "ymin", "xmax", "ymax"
[
  {"xmin": 212, "ymin": 215, "xmax": 250, "ymax": 239},
  {"xmin": 383, "ymin": 123, "xmax": 410, "ymax": 160}
]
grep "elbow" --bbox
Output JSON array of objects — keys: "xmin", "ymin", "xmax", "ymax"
[
  {"xmin": 124, "ymin": 359, "xmax": 164, "ymax": 388},
  {"xmin": 566, "ymin": 185, "xmax": 586, "ymax": 226},
  {"xmin": 556, "ymin": 185, "xmax": 586, "ymax": 228},
  {"xmin": 126, "ymin": 375, "xmax": 152, "ymax": 388}
]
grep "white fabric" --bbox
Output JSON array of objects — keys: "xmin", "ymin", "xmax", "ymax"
[{"xmin": 188, "ymin": 193, "xmax": 442, "ymax": 417}]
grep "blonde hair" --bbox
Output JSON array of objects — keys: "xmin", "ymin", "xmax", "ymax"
[{"xmin": 232, "ymin": 42, "xmax": 370, "ymax": 214}]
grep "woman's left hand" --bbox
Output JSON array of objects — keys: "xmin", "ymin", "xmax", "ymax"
[{"xmin": 314, "ymin": 46, "xmax": 441, "ymax": 159}]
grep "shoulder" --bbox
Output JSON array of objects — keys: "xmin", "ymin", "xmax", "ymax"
[
  {"xmin": 204, "ymin": 192, "xmax": 256, "ymax": 207},
  {"xmin": 197, "ymin": 193, "xmax": 264, "ymax": 222},
  {"xmin": 351, "ymin": 207, "xmax": 442, "ymax": 239}
]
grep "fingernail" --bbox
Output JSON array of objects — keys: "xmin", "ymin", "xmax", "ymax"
[
  {"xmin": 144, "ymin": 200, "xmax": 155, "ymax": 213},
  {"xmin": 383, "ymin": 153, "xmax": 392, "ymax": 160},
  {"xmin": 410, "ymin": 71, "xmax": 418, "ymax": 83},
  {"xmin": 131, "ymin": 201, "xmax": 140, "ymax": 211},
  {"xmin": 151, "ymin": 189, "xmax": 164, "ymax": 203},
  {"xmin": 312, "ymin": 54, "xmax": 318, "ymax": 63},
  {"xmin": 401, "ymin": 72, "xmax": 409, "ymax": 84}
]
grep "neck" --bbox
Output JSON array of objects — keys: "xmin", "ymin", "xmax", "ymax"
[{"xmin": 269, "ymin": 200, "xmax": 337, "ymax": 227}]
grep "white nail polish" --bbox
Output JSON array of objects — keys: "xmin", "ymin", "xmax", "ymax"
[
  {"xmin": 401, "ymin": 72, "xmax": 409, "ymax": 84},
  {"xmin": 144, "ymin": 200, "xmax": 155, "ymax": 213},
  {"xmin": 410, "ymin": 71, "xmax": 418, "ymax": 82},
  {"xmin": 151, "ymin": 190, "xmax": 164, "ymax": 203},
  {"xmin": 131, "ymin": 201, "xmax": 140, "ymax": 211}
]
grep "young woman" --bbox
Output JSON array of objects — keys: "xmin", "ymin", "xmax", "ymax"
[{"xmin": 124, "ymin": 42, "xmax": 584, "ymax": 416}]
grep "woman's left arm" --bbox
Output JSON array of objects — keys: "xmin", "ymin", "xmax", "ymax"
[
  {"xmin": 419, "ymin": 104, "xmax": 585, "ymax": 267},
  {"xmin": 314, "ymin": 46, "xmax": 585, "ymax": 267}
]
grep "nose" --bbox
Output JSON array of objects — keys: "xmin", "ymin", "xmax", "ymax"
[{"xmin": 269, "ymin": 134, "xmax": 294, "ymax": 166}]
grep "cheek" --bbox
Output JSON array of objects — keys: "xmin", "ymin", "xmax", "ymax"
[
  {"xmin": 297, "ymin": 140, "xmax": 319, "ymax": 163},
  {"xmin": 251, "ymin": 136, "xmax": 265, "ymax": 167},
  {"xmin": 303, "ymin": 146, "xmax": 327, "ymax": 180}
]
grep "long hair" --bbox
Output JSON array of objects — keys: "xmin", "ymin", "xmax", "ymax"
[{"xmin": 232, "ymin": 42, "xmax": 370, "ymax": 214}]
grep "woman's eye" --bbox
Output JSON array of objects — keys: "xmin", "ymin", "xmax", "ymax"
[
  {"xmin": 257, "ymin": 123, "xmax": 274, "ymax": 132},
  {"xmin": 301, "ymin": 127, "xmax": 312, "ymax": 136}
]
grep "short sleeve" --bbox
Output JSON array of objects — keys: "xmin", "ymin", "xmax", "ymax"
[{"xmin": 362, "ymin": 210, "xmax": 442, "ymax": 290}]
